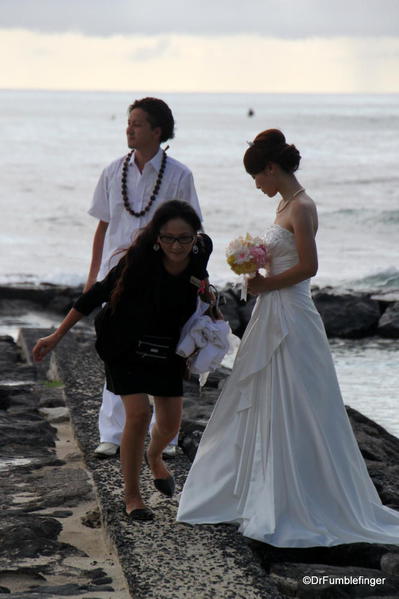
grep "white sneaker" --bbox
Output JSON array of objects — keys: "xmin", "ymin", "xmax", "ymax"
[
  {"xmin": 94, "ymin": 442, "xmax": 119, "ymax": 458},
  {"xmin": 162, "ymin": 444, "xmax": 177, "ymax": 458}
]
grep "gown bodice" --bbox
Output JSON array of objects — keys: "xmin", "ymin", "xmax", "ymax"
[
  {"xmin": 265, "ymin": 224, "xmax": 299, "ymax": 275},
  {"xmin": 264, "ymin": 224, "xmax": 312, "ymax": 301}
]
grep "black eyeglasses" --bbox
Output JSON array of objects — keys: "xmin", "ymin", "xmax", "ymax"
[{"xmin": 159, "ymin": 234, "xmax": 196, "ymax": 245}]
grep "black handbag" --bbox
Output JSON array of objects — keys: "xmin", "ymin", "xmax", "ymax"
[{"xmin": 135, "ymin": 335, "xmax": 174, "ymax": 362}]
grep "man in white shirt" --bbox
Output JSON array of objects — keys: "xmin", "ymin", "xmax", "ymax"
[{"xmin": 85, "ymin": 97, "xmax": 202, "ymax": 457}]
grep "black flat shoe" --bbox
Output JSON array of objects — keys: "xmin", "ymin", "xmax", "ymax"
[
  {"xmin": 126, "ymin": 507, "xmax": 154, "ymax": 521},
  {"xmin": 144, "ymin": 451, "xmax": 175, "ymax": 497},
  {"xmin": 154, "ymin": 475, "xmax": 175, "ymax": 497}
]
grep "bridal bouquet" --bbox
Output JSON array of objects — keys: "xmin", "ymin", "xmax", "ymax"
[{"xmin": 226, "ymin": 234, "xmax": 270, "ymax": 300}]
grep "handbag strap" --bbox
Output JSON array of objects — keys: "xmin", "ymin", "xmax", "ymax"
[{"xmin": 201, "ymin": 284, "xmax": 225, "ymax": 321}]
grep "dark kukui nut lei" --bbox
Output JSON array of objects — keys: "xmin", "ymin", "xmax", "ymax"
[{"xmin": 121, "ymin": 149, "xmax": 167, "ymax": 217}]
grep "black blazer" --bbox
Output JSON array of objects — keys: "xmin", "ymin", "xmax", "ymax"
[{"xmin": 74, "ymin": 234, "xmax": 213, "ymax": 364}]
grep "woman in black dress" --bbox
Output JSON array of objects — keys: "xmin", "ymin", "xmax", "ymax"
[{"xmin": 33, "ymin": 201, "xmax": 212, "ymax": 521}]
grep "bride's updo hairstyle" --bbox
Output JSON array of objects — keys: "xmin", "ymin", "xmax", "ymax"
[{"xmin": 244, "ymin": 129, "xmax": 301, "ymax": 175}]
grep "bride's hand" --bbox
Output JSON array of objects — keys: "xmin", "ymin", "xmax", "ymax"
[
  {"xmin": 247, "ymin": 272, "xmax": 268, "ymax": 295},
  {"xmin": 32, "ymin": 333, "xmax": 61, "ymax": 362}
]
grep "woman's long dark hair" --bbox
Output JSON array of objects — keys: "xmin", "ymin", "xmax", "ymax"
[{"xmin": 110, "ymin": 200, "xmax": 202, "ymax": 309}]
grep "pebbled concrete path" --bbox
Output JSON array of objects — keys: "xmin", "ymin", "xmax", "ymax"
[{"xmin": 19, "ymin": 327, "xmax": 283, "ymax": 599}]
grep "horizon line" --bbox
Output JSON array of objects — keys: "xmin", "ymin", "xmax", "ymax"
[{"xmin": 1, "ymin": 88, "xmax": 398, "ymax": 95}]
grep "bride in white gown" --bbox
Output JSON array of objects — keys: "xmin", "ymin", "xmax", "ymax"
[{"xmin": 176, "ymin": 129, "xmax": 399, "ymax": 547}]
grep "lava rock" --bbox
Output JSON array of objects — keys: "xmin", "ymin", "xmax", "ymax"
[
  {"xmin": 0, "ymin": 283, "xmax": 83, "ymax": 314},
  {"xmin": 81, "ymin": 508, "xmax": 102, "ymax": 529},
  {"xmin": 381, "ymin": 552, "xmax": 399, "ymax": 576},
  {"xmin": 313, "ymin": 289, "xmax": 381, "ymax": 338},
  {"xmin": 378, "ymin": 302, "xmax": 399, "ymax": 338},
  {"xmin": 220, "ymin": 287, "xmax": 242, "ymax": 335},
  {"xmin": 270, "ymin": 561, "xmax": 399, "ymax": 598},
  {"xmin": 0, "ymin": 515, "xmax": 84, "ymax": 561},
  {"xmin": 251, "ymin": 541, "xmax": 399, "ymax": 572}
]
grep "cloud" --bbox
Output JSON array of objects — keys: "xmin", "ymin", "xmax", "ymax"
[
  {"xmin": 0, "ymin": 29, "xmax": 398, "ymax": 93},
  {"xmin": 129, "ymin": 38, "xmax": 172, "ymax": 61},
  {"xmin": 1, "ymin": 0, "xmax": 399, "ymax": 37}
]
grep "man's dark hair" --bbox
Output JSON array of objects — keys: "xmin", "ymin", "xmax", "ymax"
[{"xmin": 128, "ymin": 97, "xmax": 175, "ymax": 142}]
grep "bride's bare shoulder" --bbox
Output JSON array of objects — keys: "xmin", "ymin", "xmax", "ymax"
[
  {"xmin": 297, "ymin": 192, "xmax": 315, "ymax": 208},
  {"xmin": 292, "ymin": 193, "xmax": 317, "ymax": 214},
  {"xmin": 291, "ymin": 194, "xmax": 318, "ymax": 231}
]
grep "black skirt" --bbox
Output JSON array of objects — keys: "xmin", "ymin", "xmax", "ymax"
[{"xmin": 104, "ymin": 354, "xmax": 187, "ymax": 397}]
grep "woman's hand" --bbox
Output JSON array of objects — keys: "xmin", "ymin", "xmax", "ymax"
[
  {"xmin": 32, "ymin": 333, "xmax": 61, "ymax": 362},
  {"xmin": 31, "ymin": 308, "xmax": 84, "ymax": 362},
  {"xmin": 247, "ymin": 272, "xmax": 269, "ymax": 296}
]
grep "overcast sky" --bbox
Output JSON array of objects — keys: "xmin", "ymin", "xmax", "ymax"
[{"xmin": 1, "ymin": 0, "xmax": 398, "ymax": 92}]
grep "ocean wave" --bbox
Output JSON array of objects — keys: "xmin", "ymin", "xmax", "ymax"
[
  {"xmin": 0, "ymin": 271, "xmax": 85, "ymax": 287},
  {"xmin": 324, "ymin": 208, "xmax": 363, "ymax": 217},
  {"xmin": 330, "ymin": 176, "xmax": 399, "ymax": 187},
  {"xmin": 375, "ymin": 210, "xmax": 399, "ymax": 224},
  {"xmin": 323, "ymin": 208, "xmax": 399, "ymax": 226},
  {"xmin": 346, "ymin": 267, "xmax": 399, "ymax": 290}
]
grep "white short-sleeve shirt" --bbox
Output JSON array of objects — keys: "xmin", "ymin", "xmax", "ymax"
[{"xmin": 89, "ymin": 148, "xmax": 202, "ymax": 279}]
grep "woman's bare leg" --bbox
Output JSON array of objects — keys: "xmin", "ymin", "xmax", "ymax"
[
  {"xmin": 120, "ymin": 393, "xmax": 151, "ymax": 513},
  {"xmin": 147, "ymin": 396, "xmax": 182, "ymax": 479}
]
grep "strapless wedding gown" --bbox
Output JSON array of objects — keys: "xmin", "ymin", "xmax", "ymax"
[{"xmin": 176, "ymin": 224, "xmax": 399, "ymax": 547}]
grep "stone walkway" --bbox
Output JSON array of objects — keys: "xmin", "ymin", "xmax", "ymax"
[
  {"xmin": 17, "ymin": 327, "xmax": 282, "ymax": 599},
  {"xmin": 3, "ymin": 324, "xmax": 399, "ymax": 598}
]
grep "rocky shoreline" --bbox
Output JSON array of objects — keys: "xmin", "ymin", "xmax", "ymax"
[
  {"xmin": 1, "ymin": 282, "xmax": 399, "ymax": 598},
  {"xmin": 0, "ymin": 334, "xmax": 128, "ymax": 598},
  {"xmin": 1, "ymin": 281, "xmax": 399, "ymax": 339}
]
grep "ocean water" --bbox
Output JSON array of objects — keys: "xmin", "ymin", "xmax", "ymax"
[
  {"xmin": 0, "ymin": 90, "xmax": 398, "ymax": 436},
  {"xmin": 1, "ymin": 89, "xmax": 398, "ymax": 289}
]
